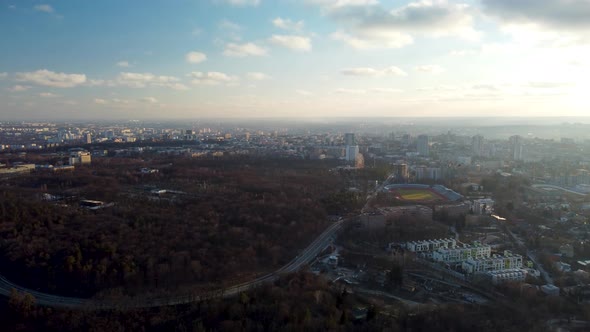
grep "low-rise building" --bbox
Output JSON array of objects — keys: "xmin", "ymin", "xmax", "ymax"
[
  {"xmin": 462, "ymin": 250, "xmax": 523, "ymax": 274},
  {"xmin": 559, "ymin": 244, "xmax": 574, "ymax": 258},
  {"xmin": 433, "ymin": 242, "xmax": 491, "ymax": 263},
  {"xmin": 472, "ymin": 198, "xmax": 495, "ymax": 215},
  {"xmin": 69, "ymin": 150, "xmax": 91, "ymax": 165},
  {"xmin": 556, "ymin": 261, "xmax": 572, "ymax": 272},
  {"xmin": 404, "ymin": 238, "xmax": 457, "ymax": 255},
  {"xmin": 541, "ymin": 284, "xmax": 560, "ymax": 296},
  {"xmin": 489, "ymin": 269, "xmax": 527, "ymax": 284},
  {"xmin": 0, "ymin": 164, "xmax": 36, "ymax": 175}
]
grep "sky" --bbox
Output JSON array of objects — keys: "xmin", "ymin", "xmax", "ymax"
[{"xmin": 1, "ymin": 0, "xmax": 590, "ymax": 120}]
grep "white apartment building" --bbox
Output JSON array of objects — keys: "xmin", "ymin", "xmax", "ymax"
[
  {"xmin": 489, "ymin": 269, "xmax": 527, "ymax": 284},
  {"xmin": 404, "ymin": 238, "xmax": 457, "ymax": 254},
  {"xmin": 462, "ymin": 250, "xmax": 523, "ymax": 274},
  {"xmin": 432, "ymin": 243, "xmax": 491, "ymax": 263}
]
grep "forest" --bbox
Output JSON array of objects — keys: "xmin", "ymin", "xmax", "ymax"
[
  {"xmin": 0, "ymin": 155, "xmax": 363, "ymax": 298},
  {"xmin": 2, "ymin": 271, "xmax": 575, "ymax": 332}
]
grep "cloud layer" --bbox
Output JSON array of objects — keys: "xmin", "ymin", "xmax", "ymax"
[{"xmin": 16, "ymin": 69, "xmax": 86, "ymax": 88}]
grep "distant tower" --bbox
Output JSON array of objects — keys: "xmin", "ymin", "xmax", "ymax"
[
  {"xmin": 344, "ymin": 133, "xmax": 356, "ymax": 146},
  {"xmin": 472, "ymin": 135, "xmax": 484, "ymax": 157},
  {"xmin": 346, "ymin": 145, "xmax": 359, "ymax": 162},
  {"xmin": 85, "ymin": 133, "xmax": 92, "ymax": 144},
  {"xmin": 417, "ymin": 134, "xmax": 430, "ymax": 156},
  {"xmin": 510, "ymin": 135, "xmax": 524, "ymax": 161},
  {"xmin": 392, "ymin": 164, "xmax": 409, "ymax": 182}
]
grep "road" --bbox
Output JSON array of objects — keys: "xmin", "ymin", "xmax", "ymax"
[
  {"xmin": 0, "ymin": 219, "xmax": 344, "ymax": 309},
  {"xmin": 503, "ymin": 220, "xmax": 554, "ymax": 285},
  {"xmin": 532, "ymin": 184, "xmax": 587, "ymax": 197},
  {"xmin": 526, "ymin": 250, "xmax": 554, "ymax": 285}
]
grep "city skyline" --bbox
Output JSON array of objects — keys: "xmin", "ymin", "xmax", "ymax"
[{"xmin": 1, "ymin": 0, "xmax": 589, "ymax": 120}]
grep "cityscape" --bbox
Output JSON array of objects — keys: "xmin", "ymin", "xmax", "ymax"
[
  {"xmin": 1, "ymin": 119, "xmax": 590, "ymax": 330},
  {"xmin": 2, "ymin": 0, "xmax": 590, "ymax": 331}
]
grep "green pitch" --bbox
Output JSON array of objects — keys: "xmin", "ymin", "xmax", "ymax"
[{"xmin": 395, "ymin": 189, "xmax": 441, "ymax": 201}]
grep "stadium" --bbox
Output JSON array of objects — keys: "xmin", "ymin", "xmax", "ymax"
[{"xmin": 382, "ymin": 184, "xmax": 463, "ymax": 205}]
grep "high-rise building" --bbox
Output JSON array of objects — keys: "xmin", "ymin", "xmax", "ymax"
[
  {"xmin": 417, "ymin": 134, "xmax": 430, "ymax": 156},
  {"xmin": 392, "ymin": 163, "xmax": 409, "ymax": 182},
  {"xmin": 402, "ymin": 134, "xmax": 411, "ymax": 147},
  {"xmin": 509, "ymin": 135, "xmax": 524, "ymax": 161},
  {"xmin": 472, "ymin": 135, "xmax": 484, "ymax": 157},
  {"xmin": 185, "ymin": 130, "xmax": 196, "ymax": 140},
  {"xmin": 84, "ymin": 133, "xmax": 92, "ymax": 144},
  {"xmin": 415, "ymin": 166, "xmax": 443, "ymax": 181},
  {"xmin": 344, "ymin": 133, "xmax": 356, "ymax": 146},
  {"xmin": 345, "ymin": 145, "xmax": 359, "ymax": 162}
]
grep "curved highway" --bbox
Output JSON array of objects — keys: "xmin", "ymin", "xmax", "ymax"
[{"xmin": 0, "ymin": 219, "xmax": 344, "ymax": 309}]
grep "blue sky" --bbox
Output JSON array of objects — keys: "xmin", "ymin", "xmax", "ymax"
[{"xmin": 1, "ymin": 0, "xmax": 589, "ymax": 120}]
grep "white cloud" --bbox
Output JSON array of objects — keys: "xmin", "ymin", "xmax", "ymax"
[
  {"xmin": 272, "ymin": 17, "xmax": 304, "ymax": 31},
  {"xmin": 219, "ymin": 19, "xmax": 242, "ymax": 31},
  {"xmin": 369, "ymin": 88, "xmax": 403, "ymax": 93},
  {"xmin": 185, "ymin": 51, "xmax": 207, "ymax": 64},
  {"xmin": 334, "ymin": 88, "xmax": 366, "ymax": 95},
  {"xmin": 472, "ymin": 84, "xmax": 500, "ymax": 91},
  {"xmin": 39, "ymin": 92, "xmax": 58, "ymax": 97},
  {"xmin": 341, "ymin": 66, "xmax": 407, "ymax": 77},
  {"xmin": 140, "ymin": 97, "xmax": 158, "ymax": 103},
  {"xmin": 190, "ymin": 71, "xmax": 239, "ymax": 85},
  {"xmin": 94, "ymin": 98, "xmax": 108, "ymax": 104},
  {"xmin": 296, "ymin": 89, "xmax": 313, "ymax": 96},
  {"xmin": 218, "ymin": 19, "xmax": 243, "ymax": 41},
  {"xmin": 482, "ymin": 0, "xmax": 590, "ymax": 30},
  {"xmin": 8, "ymin": 85, "xmax": 31, "ymax": 92},
  {"xmin": 331, "ymin": 31, "xmax": 413, "ymax": 49},
  {"xmin": 115, "ymin": 72, "xmax": 189, "ymax": 90},
  {"xmin": 415, "ymin": 65, "xmax": 445, "ymax": 74},
  {"xmin": 321, "ymin": 1, "xmax": 479, "ymax": 49},
  {"xmin": 449, "ymin": 49, "xmax": 478, "ymax": 57},
  {"xmin": 16, "ymin": 69, "xmax": 86, "ymax": 88},
  {"xmin": 269, "ymin": 35, "xmax": 312, "ymax": 52},
  {"xmin": 34, "ymin": 4, "xmax": 54, "ymax": 13},
  {"xmin": 223, "ymin": 42, "xmax": 268, "ymax": 57},
  {"xmin": 307, "ymin": 0, "xmax": 378, "ymax": 10},
  {"xmin": 85, "ymin": 79, "xmax": 106, "ymax": 87},
  {"xmin": 247, "ymin": 72, "xmax": 271, "ymax": 80},
  {"xmin": 526, "ymin": 81, "xmax": 574, "ymax": 89},
  {"xmin": 116, "ymin": 61, "xmax": 131, "ymax": 68},
  {"xmin": 111, "ymin": 98, "xmax": 130, "ymax": 105},
  {"xmin": 214, "ymin": 0, "xmax": 260, "ymax": 7}
]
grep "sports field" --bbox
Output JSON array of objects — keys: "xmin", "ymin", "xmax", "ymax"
[{"xmin": 393, "ymin": 189, "xmax": 443, "ymax": 202}]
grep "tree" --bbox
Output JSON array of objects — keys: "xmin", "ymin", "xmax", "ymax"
[
  {"xmin": 387, "ymin": 262, "xmax": 404, "ymax": 289},
  {"xmin": 9, "ymin": 289, "xmax": 36, "ymax": 318}
]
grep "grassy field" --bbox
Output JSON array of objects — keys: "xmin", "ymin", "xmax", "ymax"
[{"xmin": 394, "ymin": 189, "xmax": 441, "ymax": 202}]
